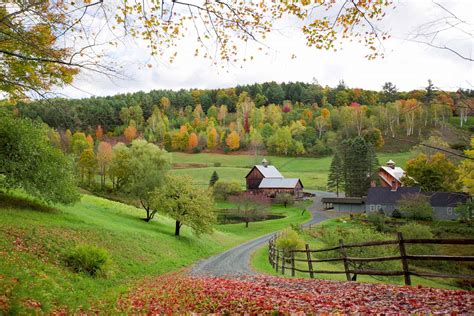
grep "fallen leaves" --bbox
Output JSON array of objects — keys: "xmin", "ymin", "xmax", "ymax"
[{"xmin": 118, "ymin": 273, "xmax": 474, "ymax": 314}]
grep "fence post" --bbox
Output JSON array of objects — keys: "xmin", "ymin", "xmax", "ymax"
[
  {"xmin": 291, "ymin": 251, "xmax": 295, "ymax": 277},
  {"xmin": 339, "ymin": 239, "xmax": 351, "ymax": 281},
  {"xmin": 281, "ymin": 253, "xmax": 285, "ymax": 275},
  {"xmin": 397, "ymin": 232, "xmax": 412, "ymax": 286},
  {"xmin": 275, "ymin": 249, "xmax": 279, "ymax": 273},
  {"xmin": 305, "ymin": 243, "xmax": 314, "ymax": 279}
]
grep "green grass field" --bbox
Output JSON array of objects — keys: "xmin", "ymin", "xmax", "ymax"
[
  {"xmin": 0, "ymin": 192, "xmax": 310, "ymax": 313},
  {"xmin": 170, "ymin": 152, "xmax": 412, "ymax": 190}
]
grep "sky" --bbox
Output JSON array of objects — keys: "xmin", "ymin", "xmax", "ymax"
[{"xmin": 59, "ymin": 0, "xmax": 474, "ymax": 99}]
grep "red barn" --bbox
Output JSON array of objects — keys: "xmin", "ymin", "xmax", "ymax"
[
  {"xmin": 378, "ymin": 160, "xmax": 406, "ymax": 190},
  {"xmin": 245, "ymin": 159, "xmax": 303, "ymax": 197}
]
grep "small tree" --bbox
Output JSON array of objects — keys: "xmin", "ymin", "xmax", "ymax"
[
  {"xmin": 275, "ymin": 193, "xmax": 294, "ymax": 208},
  {"xmin": 78, "ymin": 148, "xmax": 97, "ymax": 185},
  {"xmin": 275, "ymin": 228, "xmax": 305, "ymax": 259},
  {"xmin": 213, "ymin": 181, "xmax": 241, "ymax": 200},
  {"xmin": 124, "ymin": 125, "xmax": 138, "ymax": 143},
  {"xmin": 226, "ymin": 131, "xmax": 240, "ymax": 151},
  {"xmin": 96, "ymin": 141, "xmax": 113, "ymax": 188},
  {"xmin": 455, "ymin": 201, "xmax": 473, "ymax": 223},
  {"xmin": 327, "ymin": 151, "xmax": 344, "ymax": 197},
  {"xmin": 398, "ymin": 193, "xmax": 433, "ymax": 221},
  {"xmin": 229, "ymin": 192, "xmax": 270, "ymax": 228},
  {"xmin": 209, "ymin": 171, "xmax": 219, "ymax": 187},
  {"xmin": 151, "ymin": 176, "xmax": 216, "ymax": 236}
]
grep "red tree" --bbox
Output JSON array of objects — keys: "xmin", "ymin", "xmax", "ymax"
[{"xmin": 229, "ymin": 192, "xmax": 271, "ymax": 228}]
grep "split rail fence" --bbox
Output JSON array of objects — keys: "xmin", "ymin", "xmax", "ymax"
[{"xmin": 268, "ymin": 232, "xmax": 474, "ymax": 285}]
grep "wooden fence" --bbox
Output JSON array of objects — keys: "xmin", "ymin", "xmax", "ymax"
[{"xmin": 268, "ymin": 232, "xmax": 474, "ymax": 285}]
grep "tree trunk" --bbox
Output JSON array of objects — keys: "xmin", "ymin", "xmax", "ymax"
[
  {"xmin": 245, "ymin": 221, "xmax": 249, "ymax": 228},
  {"xmin": 175, "ymin": 220, "xmax": 181, "ymax": 236}
]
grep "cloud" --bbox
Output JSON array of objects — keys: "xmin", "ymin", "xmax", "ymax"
[{"xmin": 58, "ymin": 0, "xmax": 473, "ymax": 98}]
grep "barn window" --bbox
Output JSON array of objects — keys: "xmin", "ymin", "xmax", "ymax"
[
  {"xmin": 447, "ymin": 207, "xmax": 453, "ymax": 215},
  {"xmin": 370, "ymin": 205, "xmax": 375, "ymax": 212}
]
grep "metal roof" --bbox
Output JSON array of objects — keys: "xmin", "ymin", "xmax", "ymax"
[
  {"xmin": 380, "ymin": 166, "xmax": 406, "ymax": 182},
  {"xmin": 254, "ymin": 165, "xmax": 283, "ymax": 178},
  {"xmin": 367, "ymin": 187, "xmax": 421, "ymax": 204},
  {"xmin": 321, "ymin": 197, "xmax": 365, "ymax": 204},
  {"xmin": 259, "ymin": 178, "xmax": 301, "ymax": 189}
]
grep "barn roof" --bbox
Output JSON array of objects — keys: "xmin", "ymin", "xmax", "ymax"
[
  {"xmin": 380, "ymin": 166, "xmax": 406, "ymax": 183},
  {"xmin": 367, "ymin": 187, "xmax": 421, "ymax": 205},
  {"xmin": 251, "ymin": 165, "xmax": 283, "ymax": 178},
  {"xmin": 259, "ymin": 178, "xmax": 302, "ymax": 189},
  {"xmin": 425, "ymin": 192, "xmax": 470, "ymax": 207}
]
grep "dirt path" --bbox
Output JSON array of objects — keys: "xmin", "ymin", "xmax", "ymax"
[{"xmin": 189, "ymin": 191, "xmax": 339, "ymax": 277}]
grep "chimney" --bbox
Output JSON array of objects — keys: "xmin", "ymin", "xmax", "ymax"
[
  {"xmin": 262, "ymin": 158, "xmax": 268, "ymax": 168},
  {"xmin": 386, "ymin": 160, "xmax": 396, "ymax": 169}
]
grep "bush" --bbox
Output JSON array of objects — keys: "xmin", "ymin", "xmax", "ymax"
[
  {"xmin": 65, "ymin": 245, "xmax": 110, "ymax": 277},
  {"xmin": 214, "ymin": 162, "xmax": 222, "ymax": 167},
  {"xmin": 367, "ymin": 213, "xmax": 388, "ymax": 232},
  {"xmin": 275, "ymin": 193, "xmax": 294, "ymax": 208},
  {"xmin": 398, "ymin": 223, "xmax": 434, "ymax": 255},
  {"xmin": 391, "ymin": 209, "xmax": 402, "ymax": 219},
  {"xmin": 398, "ymin": 194, "xmax": 433, "ymax": 221},
  {"xmin": 276, "ymin": 228, "xmax": 305, "ymax": 259},
  {"xmin": 213, "ymin": 181, "xmax": 241, "ymax": 200}
]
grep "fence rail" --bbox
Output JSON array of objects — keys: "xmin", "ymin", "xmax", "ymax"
[{"xmin": 268, "ymin": 233, "xmax": 474, "ymax": 285}]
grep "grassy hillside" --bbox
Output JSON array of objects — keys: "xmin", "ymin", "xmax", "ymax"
[
  {"xmin": 0, "ymin": 192, "xmax": 310, "ymax": 313},
  {"xmin": 170, "ymin": 152, "xmax": 412, "ymax": 190}
]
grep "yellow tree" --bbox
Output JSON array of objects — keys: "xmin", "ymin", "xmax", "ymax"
[
  {"xmin": 226, "ymin": 131, "xmax": 240, "ymax": 151},
  {"xmin": 95, "ymin": 125, "xmax": 104, "ymax": 140},
  {"xmin": 207, "ymin": 127, "xmax": 218, "ymax": 150},
  {"xmin": 458, "ymin": 137, "xmax": 474, "ymax": 194}
]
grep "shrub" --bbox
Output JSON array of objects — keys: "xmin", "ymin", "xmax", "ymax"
[
  {"xmin": 367, "ymin": 213, "xmax": 387, "ymax": 232},
  {"xmin": 398, "ymin": 194, "xmax": 433, "ymax": 221},
  {"xmin": 276, "ymin": 228, "xmax": 305, "ymax": 259},
  {"xmin": 275, "ymin": 193, "xmax": 294, "ymax": 208},
  {"xmin": 391, "ymin": 209, "xmax": 402, "ymax": 219},
  {"xmin": 214, "ymin": 162, "xmax": 222, "ymax": 167},
  {"xmin": 213, "ymin": 181, "xmax": 241, "ymax": 200},
  {"xmin": 398, "ymin": 223, "xmax": 434, "ymax": 255},
  {"xmin": 65, "ymin": 245, "xmax": 110, "ymax": 277}
]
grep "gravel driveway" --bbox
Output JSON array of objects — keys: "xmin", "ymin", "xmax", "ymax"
[{"xmin": 189, "ymin": 191, "xmax": 339, "ymax": 277}]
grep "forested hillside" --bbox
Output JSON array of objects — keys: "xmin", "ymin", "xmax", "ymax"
[{"xmin": 8, "ymin": 81, "xmax": 473, "ymax": 157}]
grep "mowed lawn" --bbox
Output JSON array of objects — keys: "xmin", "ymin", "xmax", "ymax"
[
  {"xmin": 0, "ymin": 192, "xmax": 310, "ymax": 313},
  {"xmin": 170, "ymin": 152, "xmax": 412, "ymax": 190}
]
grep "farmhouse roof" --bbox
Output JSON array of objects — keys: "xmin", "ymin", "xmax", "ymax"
[
  {"xmin": 366, "ymin": 187, "xmax": 421, "ymax": 205},
  {"xmin": 252, "ymin": 165, "xmax": 283, "ymax": 178},
  {"xmin": 425, "ymin": 192, "xmax": 470, "ymax": 207},
  {"xmin": 380, "ymin": 166, "xmax": 406, "ymax": 183},
  {"xmin": 321, "ymin": 197, "xmax": 365, "ymax": 204},
  {"xmin": 259, "ymin": 178, "xmax": 302, "ymax": 189}
]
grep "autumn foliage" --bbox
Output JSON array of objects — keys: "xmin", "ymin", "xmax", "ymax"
[
  {"xmin": 124, "ymin": 125, "xmax": 137, "ymax": 143},
  {"xmin": 118, "ymin": 274, "xmax": 474, "ymax": 314},
  {"xmin": 188, "ymin": 132, "xmax": 198, "ymax": 150},
  {"xmin": 226, "ymin": 131, "xmax": 240, "ymax": 151}
]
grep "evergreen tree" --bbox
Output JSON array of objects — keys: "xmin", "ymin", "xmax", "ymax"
[
  {"xmin": 340, "ymin": 137, "xmax": 379, "ymax": 197},
  {"xmin": 209, "ymin": 171, "xmax": 219, "ymax": 187},
  {"xmin": 327, "ymin": 151, "xmax": 344, "ymax": 197}
]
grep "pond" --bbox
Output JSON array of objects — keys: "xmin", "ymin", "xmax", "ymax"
[{"xmin": 217, "ymin": 208, "xmax": 285, "ymax": 224}]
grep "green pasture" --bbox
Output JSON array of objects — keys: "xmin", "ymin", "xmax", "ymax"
[{"xmin": 170, "ymin": 152, "xmax": 412, "ymax": 190}]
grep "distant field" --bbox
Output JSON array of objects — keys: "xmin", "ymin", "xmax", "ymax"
[{"xmin": 170, "ymin": 152, "xmax": 413, "ymax": 190}]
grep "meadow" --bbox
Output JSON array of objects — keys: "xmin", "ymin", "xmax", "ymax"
[
  {"xmin": 170, "ymin": 152, "xmax": 413, "ymax": 190},
  {"xmin": 0, "ymin": 192, "xmax": 310, "ymax": 313}
]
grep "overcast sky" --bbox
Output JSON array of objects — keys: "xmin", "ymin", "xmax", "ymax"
[{"xmin": 59, "ymin": 0, "xmax": 474, "ymax": 99}]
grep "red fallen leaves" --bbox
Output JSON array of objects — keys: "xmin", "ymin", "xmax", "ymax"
[{"xmin": 118, "ymin": 274, "xmax": 474, "ymax": 314}]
